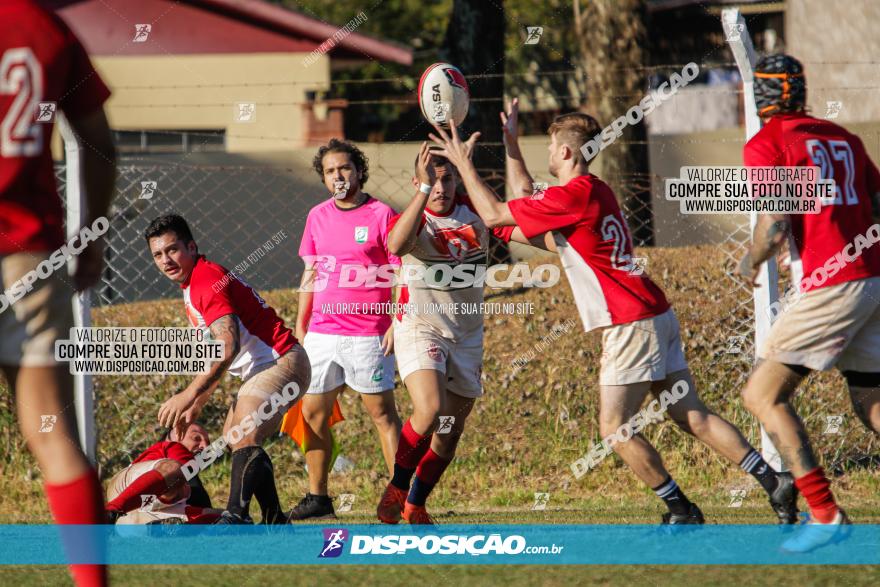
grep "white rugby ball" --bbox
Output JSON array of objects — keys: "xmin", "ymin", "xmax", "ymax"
[{"xmin": 418, "ymin": 62, "xmax": 470, "ymax": 128}]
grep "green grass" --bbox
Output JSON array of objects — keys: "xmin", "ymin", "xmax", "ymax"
[
  {"xmin": 0, "ymin": 244, "xmax": 877, "ymax": 527},
  {"xmin": 1, "ymin": 565, "xmax": 878, "ymax": 587}
]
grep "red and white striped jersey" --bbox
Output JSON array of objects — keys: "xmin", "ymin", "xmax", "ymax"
[{"xmin": 181, "ymin": 256, "xmax": 297, "ymax": 379}]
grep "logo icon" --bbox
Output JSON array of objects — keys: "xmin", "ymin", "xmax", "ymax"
[
  {"xmin": 39, "ymin": 415, "xmax": 57, "ymax": 432},
  {"xmin": 442, "ymin": 67, "xmax": 468, "ymax": 90},
  {"xmin": 823, "ymin": 415, "xmax": 844, "ymax": 434},
  {"xmin": 524, "ymin": 27, "xmax": 544, "ymax": 45},
  {"xmin": 532, "ymin": 492, "xmax": 550, "ymax": 510},
  {"xmin": 432, "ymin": 102, "xmax": 450, "ymax": 124},
  {"xmin": 333, "ymin": 180, "xmax": 350, "ymax": 199},
  {"xmin": 338, "ymin": 494, "xmax": 356, "ymax": 513},
  {"xmin": 235, "ymin": 102, "xmax": 256, "ymax": 123},
  {"xmin": 530, "ymin": 182, "xmax": 547, "ymax": 200},
  {"xmin": 426, "ymin": 342, "xmax": 445, "ymax": 363},
  {"xmin": 725, "ymin": 335, "xmax": 746, "ymax": 355},
  {"xmin": 139, "ymin": 494, "xmax": 158, "ymax": 511},
  {"xmin": 319, "ymin": 528, "xmax": 349, "ymax": 558},
  {"xmin": 824, "ymin": 101, "xmax": 842, "ymax": 120},
  {"xmin": 371, "ymin": 364, "xmax": 384, "ymax": 383},
  {"xmin": 437, "ymin": 415, "xmax": 456, "ymax": 434},
  {"xmin": 726, "ymin": 23, "xmax": 745, "ymax": 42},
  {"xmin": 627, "ymin": 257, "xmax": 647, "ymax": 276},
  {"xmin": 35, "ymin": 102, "xmax": 57, "ymax": 123},
  {"xmin": 133, "ymin": 24, "xmax": 152, "ymax": 42},
  {"xmin": 355, "ymin": 226, "xmax": 369, "ymax": 244},
  {"xmin": 139, "ymin": 181, "xmax": 157, "ymax": 200},
  {"xmin": 728, "ymin": 488, "xmax": 748, "ymax": 508}
]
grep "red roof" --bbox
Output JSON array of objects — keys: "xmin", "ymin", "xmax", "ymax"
[{"xmin": 45, "ymin": 0, "xmax": 412, "ymax": 64}]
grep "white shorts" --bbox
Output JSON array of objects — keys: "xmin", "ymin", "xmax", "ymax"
[
  {"xmin": 105, "ymin": 460, "xmax": 188, "ymax": 525},
  {"xmin": 599, "ymin": 308, "xmax": 689, "ymax": 386},
  {"xmin": 394, "ymin": 318, "xmax": 483, "ymax": 399},
  {"xmin": 303, "ymin": 331, "xmax": 395, "ymax": 394},
  {"xmin": 759, "ymin": 276, "xmax": 880, "ymax": 372}
]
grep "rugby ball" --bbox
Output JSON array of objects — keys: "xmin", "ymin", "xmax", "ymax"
[{"xmin": 418, "ymin": 62, "xmax": 470, "ymax": 128}]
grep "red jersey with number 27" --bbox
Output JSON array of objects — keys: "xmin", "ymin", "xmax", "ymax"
[
  {"xmin": 0, "ymin": 0, "xmax": 111, "ymax": 254},
  {"xmin": 744, "ymin": 112, "xmax": 880, "ymax": 292},
  {"xmin": 508, "ymin": 175, "xmax": 670, "ymax": 332}
]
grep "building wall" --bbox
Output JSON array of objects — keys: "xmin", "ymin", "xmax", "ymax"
[
  {"xmin": 93, "ymin": 52, "xmax": 331, "ymax": 152},
  {"xmin": 787, "ymin": 0, "xmax": 880, "ymax": 123}
]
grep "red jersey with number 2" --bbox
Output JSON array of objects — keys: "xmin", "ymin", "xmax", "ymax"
[
  {"xmin": 0, "ymin": 0, "xmax": 111, "ymax": 254},
  {"xmin": 508, "ymin": 174, "xmax": 670, "ymax": 332},
  {"xmin": 744, "ymin": 112, "xmax": 880, "ymax": 291}
]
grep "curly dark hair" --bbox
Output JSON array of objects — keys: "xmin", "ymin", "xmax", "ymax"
[{"xmin": 312, "ymin": 138, "xmax": 369, "ymax": 186}]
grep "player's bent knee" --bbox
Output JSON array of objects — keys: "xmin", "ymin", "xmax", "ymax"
[{"xmin": 152, "ymin": 458, "xmax": 181, "ymax": 477}]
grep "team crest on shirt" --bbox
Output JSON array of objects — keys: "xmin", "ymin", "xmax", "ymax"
[
  {"xmin": 354, "ymin": 226, "xmax": 369, "ymax": 243},
  {"xmin": 426, "ymin": 342, "xmax": 445, "ymax": 363},
  {"xmin": 430, "ymin": 224, "xmax": 482, "ymax": 261}
]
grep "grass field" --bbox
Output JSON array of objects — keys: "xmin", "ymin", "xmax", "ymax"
[{"xmin": 1, "ymin": 245, "xmax": 878, "ymax": 584}]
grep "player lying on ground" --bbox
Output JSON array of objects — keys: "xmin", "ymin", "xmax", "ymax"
[
  {"xmin": 145, "ymin": 214, "xmax": 311, "ymax": 524},
  {"xmin": 291, "ymin": 138, "xmax": 402, "ymax": 520},
  {"xmin": 427, "ymin": 101, "xmax": 798, "ymax": 524},
  {"xmin": 376, "ymin": 141, "xmax": 518, "ymax": 525},
  {"xmin": 0, "ymin": 1, "xmax": 116, "ymax": 585},
  {"xmin": 106, "ymin": 423, "xmax": 222, "ymax": 524},
  {"xmin": 735, "ymin": 54, "xmax": 880, "ymax": 551}
]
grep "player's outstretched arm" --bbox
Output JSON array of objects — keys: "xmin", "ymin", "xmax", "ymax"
[
  {"xmin": 158, "ymin": 314, "xmax": 241, "ymax": 432},
  {"xmin": 388, "ymin": 142, "xmax": 434, "ymax": 256},
  {"xmin": 501, "ymin": 98, "xmax": 536, "ymax": 199},
  {"xmin": 429, "ymin": 120, "xmax": 516, "ymax": 228},
  {"xmin": 507, "ymin": 228, "xmax": 558, "ymax": 252}
]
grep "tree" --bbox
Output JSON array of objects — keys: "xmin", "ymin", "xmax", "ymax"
[{"xmin": 574, "ymin": 0, "xmax": 654, "ymax": 245}]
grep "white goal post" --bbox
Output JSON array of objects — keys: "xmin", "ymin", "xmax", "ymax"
[
  {"xmin": 722, "ymin": 8, "xmax": 783, "ymax": 471},
  {"xmin": 58, "ymin": 114, "xmax": 97, "ymax": 464}
]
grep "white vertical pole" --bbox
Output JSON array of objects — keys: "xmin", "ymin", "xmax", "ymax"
[
  {"xmin": 57, "ymin": 114, "xmax": 97, "ymax": 464},
  {"xmin": 722, "ymin": 8, "xmax": 783, "ymax": 471}
]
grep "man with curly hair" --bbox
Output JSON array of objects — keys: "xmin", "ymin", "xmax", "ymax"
[{"xmin": 289, "ymin": 139, "xmax": 402, "ymax": 519}]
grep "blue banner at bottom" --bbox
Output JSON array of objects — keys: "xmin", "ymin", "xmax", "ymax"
[{"xmin": 0, "ymin": 524, "xmax": 877, "ymax": 565}]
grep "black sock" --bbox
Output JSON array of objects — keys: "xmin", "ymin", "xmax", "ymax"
[
  {"xmin": 652, "ymin": 476, "xmax": 692, "ymax": 515},
  {"xmin": 227, "ymin": 446, "xmax": 282, "ymax": 522},
  {"xmin": 739, "ymin": 448, "xmax": 779, "ymax": 494},
  {"xmin": 407, "ymin": 476, "xmax": 435, "ymax": 506},
  {"xmin": 391, "ymin": 463, "xmax": 416, "ymax": 491}
]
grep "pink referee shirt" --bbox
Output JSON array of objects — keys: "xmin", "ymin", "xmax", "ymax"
[{"xmin": 299, "ymin": 195, "xmax": 400, "ymax": 336}]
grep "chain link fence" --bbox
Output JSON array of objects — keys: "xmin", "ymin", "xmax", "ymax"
[{"xmin": 56, "ymin": 159, "xmax": 514, "ymax": 307}]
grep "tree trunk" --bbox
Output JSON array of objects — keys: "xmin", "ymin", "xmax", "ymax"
[
  {"xmin": 574, "ymin": 0, "xmax": 654, "ymax": 245},
  {"xmin": 440, "ymin": 0, "xmax": 508, "ymax": 261}
]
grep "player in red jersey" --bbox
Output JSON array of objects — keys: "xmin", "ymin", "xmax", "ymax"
[
  {"xmin": 105, "ymin": 423, "xmax": 222, "ymax": 524},
  {"xmin": 375, "ymin": 141, "xmax": 516, "ymax": 524},
  {"xmin": 736, "ymin": 54, "xmax": 880, "ymax": 551},
  {"xmin": 145, "ymin": 214, "xmax": 311, "ymax": 524},
  {"xmin": 0, "ymin": 1, "xmax": 115, "ymax": 585},
  {"xmin": 428, "ymin": 102, "xmax": 798, "ymax": 524}
]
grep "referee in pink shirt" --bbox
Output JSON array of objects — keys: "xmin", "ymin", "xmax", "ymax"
[{"xmin": 290, "ymin": 139, "xmax": 402, "ymax": 520}]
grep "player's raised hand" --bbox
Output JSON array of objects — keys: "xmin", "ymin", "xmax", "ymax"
[
  {"xmin": 500, "ymin": 98, "xmax": 520, "ymax": 150},
  {"xmin": 415, "ymin": 141, "xmax": 436, "ymax": 188},
  {"xmin": 429, "ymin": 119, "xmax": 481, "ymax": 168}
]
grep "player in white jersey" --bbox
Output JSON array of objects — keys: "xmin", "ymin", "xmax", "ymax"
[{"xmin": 375, "ymin": 141, "xmax": 513, "ymax": 524}]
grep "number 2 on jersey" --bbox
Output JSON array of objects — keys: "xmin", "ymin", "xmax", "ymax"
[
  {"xmin": 0, "ymin": 47, "xmax": 44, "ymax": 157},
  {"xmin": 601, "ymin": 214, "xmax": 633, "ymax": 270}
]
